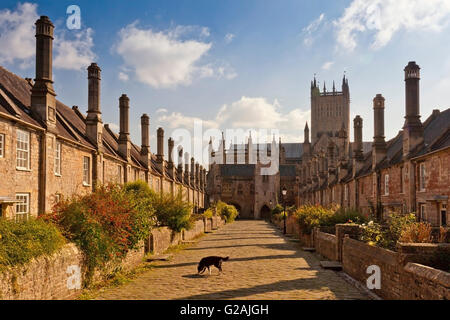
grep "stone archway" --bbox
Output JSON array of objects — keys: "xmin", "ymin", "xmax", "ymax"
[{"xmin": 260, "ymin": 204, "xmax": 271, "ymax": 220}]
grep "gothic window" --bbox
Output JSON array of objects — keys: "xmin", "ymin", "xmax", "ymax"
[
  {"xmin": 262, "ymin": 175, "xmax": 269, "ymax": 182},
  {"xmin": 16, "ymin": 129, "xmax": 30, "ymax": 170}
]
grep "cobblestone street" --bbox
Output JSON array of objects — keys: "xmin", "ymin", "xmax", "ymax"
[{"xmin": 95, "ymin": 221, "xmax": 368, "ymax": 300}]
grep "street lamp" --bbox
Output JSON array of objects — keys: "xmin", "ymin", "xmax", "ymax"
[{"xmin": 282, "ymin": 186, "xmax": 287, "ymax": 234}]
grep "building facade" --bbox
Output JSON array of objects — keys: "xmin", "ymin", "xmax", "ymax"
[
  {"xmin": 0, "ymin": 16, "xmax": 206, "ymax": 221},
  {"xmin": 208, "ymin": 63, "xmax": 449, "ymax": 227}
]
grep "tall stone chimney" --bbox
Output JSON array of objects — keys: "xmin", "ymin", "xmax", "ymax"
[
  {"xmin": 177, "ymin": 146, "xmax": 184, "ymax": 182},
  {"xmin": 372, "ymin": 94, "xmax": 387, "ymax": 169},
  {"xmin": 31, "ymin": 16, "xmax": 56, "ymax": 131},
  {"xmin": 352, "ymin": 115, "xmax": 364, "ymax": 176},
  {"xmin": 403, "ymin": 61, "xmax": 424, "ymax": 157},
  {"xmin": 140, "ymin": 114, "xmax": 150, "ymax": 168},
  {"xmin": 86, "ymin": 63, "xmax": 102, "ymax": 147},
  {"xmin": 118, "ymin": 94, "xmax": 131, "ymax": 162},
  {"xmin": 195, "ymin": 163, "xmax": 200, "ymax": 187},
  {"xmin": 190, "ymin": 157, "xmax": 195, "ymax": 186},
  {"xmin": 167, "ymin": 137, "xmax": 175, "ymax": 179},
  {"xmin": 184, "ymin": 152, "xmax": 190, "ymax": 185},
  {"xmin": 156, "ymin": 127, "xmax": 165, "ymax": 175}
]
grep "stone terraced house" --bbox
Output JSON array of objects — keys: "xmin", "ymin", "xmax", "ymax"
[
  {"xmin": 0, "ymin": 16, "xmax": 206, "ymax": 221},
  {"xmin": 208, "ymin": 62, "xmax": 449, "ymax": 227}
]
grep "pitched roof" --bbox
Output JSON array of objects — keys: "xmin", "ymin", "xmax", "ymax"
[{"xmin": 0, "ymin": 66, "xmax": 148, "ymax": 169}]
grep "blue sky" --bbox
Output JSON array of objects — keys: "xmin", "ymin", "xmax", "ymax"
[{"xmin": 1, "ymin": 0, "xmax": 450, "ymax": 163}]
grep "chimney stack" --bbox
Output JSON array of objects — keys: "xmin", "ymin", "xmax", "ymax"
[
  {"xmin": 177, "ymin": 146, "xmax": 184, "ymax": 182},
  {"xmin": 184, "ymin": 152, "xmax": 190, "ymax": 185},
  {"xmin": 156, "ymin": 127, "xmax": 165, "ymax": 175},
  {"xmin": 167, "ymin": 137, "xmax": 175, "ymax": 179},
  {"xmin": 31, "ymin": 16, "xmax": 57, "ymax": 131},
  {"xmin": 372, "ymin": 94, "xmax": 387, "ymax": 169},
  {"xmin": 403, "ymin": 61, "xmax": 424, "ymax": 157},
  {"xmin": 86, "ymin": 63, "xmax": 102, "ymax": 147},
  {"xmin": 190, "ymin": 157, "xmax": 195, "ymax": 186},
  {"xmin": 118, "ymin": 94, "xmax": 131, "ymax": 161},
  {"xmin": 195, "ymin": 162, "xmax": 200, "ymax": 187},
  {"xmin": 168, "ymin": 138, "xmax": 174, "ymax": 166},
  {"xmin": 140, "ymin": 114, "xmax": 150, "ymax": 167}
]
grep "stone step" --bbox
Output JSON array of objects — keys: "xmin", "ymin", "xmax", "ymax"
[
  {"xmin": 320, "ymin": 261, "xmax": 342, "ymax": 271},
  {"xmin": 288, "ymin": 239, "xmax": 301, "ymax": 243},
  {"xmin": 302, "ymin": 247, "xmax": 316, "ymax": 252},
  {"xmin": 181, "ymin": 240, "xmax": 196, "ymax": 244},
  {"xmin": 147, "ymin": 254, "xmax": 172, "ymax": 261}
]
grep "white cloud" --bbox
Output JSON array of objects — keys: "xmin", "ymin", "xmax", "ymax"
[
  {"xmin": 157, "ymin": 96, "xmax": 310, "ymax": 142},
  {"xmin": 118, "ymin": 71, "xmax": 129, "ymax": 81},
  {"xmin": 321, "ymin": 61, "xmax": 334, "ymax": 70},
  {"xmin": 334, "ymin": 0, "xmax": 450, "ymax": 52},
  {"xmin": 302, "ymin": 13, "xmax": 325, "ymax": 46},
  {"xmin": 115, "ymin": 22, "xmax": 217, "ymax": 88},
  {"xmin": 156, "ymin": 108, "xmax": 168, "ymax": 113},
  {"xmin": 0, "ymin": 2, "xmax": 96, "ymax": 71},
  {"xmin": 54, "ymin": 28, "xmax": 96, "ymax": 70},
  {"xmin": 224, "ymin": 33, "xmax": 235, "ymax": 44},
  {"xmin": 216, "ymin": 97, "xmax": 285, "ymax": 129},
  {"xmin": 0, "ymin": 3, "xmax": 38, "ymax": 68},
  {"xmin": 157, "ymin": 111, "xmax": 217, "ymax": 129}
]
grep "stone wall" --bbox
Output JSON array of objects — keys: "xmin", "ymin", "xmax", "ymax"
[
  {"xmin": 148, "ymin": 227, "xmax": 182, "ymax": 255},
  {"xmin": 402, "ymin": 263, "xmax": 450, "ymax": 300},
  {"xmin": 183, "ymin": 220, "xmax": 205, "ymax": 241},
  {"xmin": 273, "ymin": 216, "xmax": 313, "ymax": 247},
  {"xmin": 314, "ymin": 229, "xmax": 337, "ymax": 261},
  {"xmin": 341, "ymin": 237, "xmax": 450, "ymax": 300},
  {"xmin": 0, "ymin": 243, "xmax": 83, "ymax": 300}
]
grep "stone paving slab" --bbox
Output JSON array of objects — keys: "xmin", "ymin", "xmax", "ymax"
[{"xmin": 95, "ymin": 220, "xmax": 369, "ymax": 300}]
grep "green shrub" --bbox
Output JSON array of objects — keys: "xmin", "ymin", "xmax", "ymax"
[
  {"xmin": 214, "ymin": 201, "xmax": 238, "ymax": 223},
  {"xmin": 271, "ymin": 204, "xmax": 284, "ymax": 216},
  {"xmin": 293, "ymin": 205, "xmax": 335, "ymax": 234},
  {"xmin": 360, "ymin": 213, "xmax": 417, "ymax": 250},
  {"xmin": 153, "ymin": 193, "xmax": 193, "ymax": 232},
  {"xmin": 42, "ymin": 184, "xmax": 149, "ymax": 284},
  {"xmin": 328, "ymin": 207, "xmax": 368, "ymax": 225},
  {"xmin": 202, "ymin": 208, "xmax": 214, "ymax": 219},
  {"xmin": 221, "ymin": 204, "xmax": 238, "ymax": 223},
  {"xmin": 124, "ymin": 180, "xmax": 157, "ymax": 245},
  {"xmin": 0, "ymin": 218, "xmax": 65, "ymax": 270}
]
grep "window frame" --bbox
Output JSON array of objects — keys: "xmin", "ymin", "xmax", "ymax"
[
  {"xmin": 0, "ymin": 133, "xmax": 4, "ymax": 158},
  {"xmin": 384, "ymin": 174, "xmax": 389, "ymax": 195},
  {"xmin": 419, "ymin": 162, "xmax": 426, "ymax": 191},
  {"xmin": 83, "ymin": 156, "xmax": 91, "ymax": 186},
  {"xmin": 16, "ymin": 129, "xmax": 30, "ymax": 170},
  {"xmin": 420, "ymin": 203, "xmax": 426, "ymax": 222},
  {"xmin": 117, "ymin": 165, "xmax": 122, "ymax": 183},
  {"xmin": 15, "ymin": 193, "xmax": 30, "ymax": 222},
  {"xmin": 54, "ymin": 141, "xmax": 61, "ymax": 176}
]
